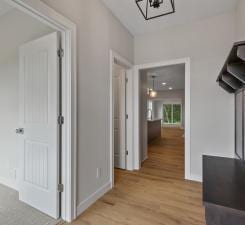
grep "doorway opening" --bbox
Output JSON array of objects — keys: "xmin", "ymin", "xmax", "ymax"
[
  {"xmin": 0, "ymin": 0, "xmax": 76, "ymax": 223},
  {"xmin": 140, "ymin": 64, "xmax": 186, "ymax": 179},
  {"xmin": 134, "ymin": 58, "xmax": 191, "ymax": 180},
  {"xmin": 113, "ymin": 63, "xmax": 127, "ymax": 170},
  {"xmin": 110, "ymin": 50, "xmax": 133, "ymax": 187}
]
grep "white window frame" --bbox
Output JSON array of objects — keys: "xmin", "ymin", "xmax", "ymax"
[
  {"xmin": 147, "ymin": 100, "xmax": 153, "ymax": 120},
  {"xmin": 5, "ymin": 0, "xmax": 77, "ymax": 222}
]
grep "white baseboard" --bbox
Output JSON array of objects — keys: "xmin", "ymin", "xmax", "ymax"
[
  {"xmin": 141, "ymin": 155, "xmax": 148, "ymax": 163},
  {"xmin": 0, "ymin": 177, "xmax": 18, "ymax": 191},
  {"xmin": 76, "ymin": 181, "xmax": 111, "ymax": 216},
  {"xmin": 190, "ymin": 174, "xmax": 202, "ymax": 182}
]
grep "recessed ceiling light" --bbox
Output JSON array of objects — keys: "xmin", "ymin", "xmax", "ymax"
[
  {"xmin": 169, "ymin": 87, "xmax": 173, "ymax": 90},
  {"xmin": 162, "ymin": 82, "xmax": 166, "ymax": 86}
]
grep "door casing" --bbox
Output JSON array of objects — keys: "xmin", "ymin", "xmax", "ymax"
[
  {"xmin": 134, "ymin": 58, "xmax": 191, "ymax": 180},
  {"xmin": 5, "ymin": 0, "xmax": 77, "ymax": 222}
]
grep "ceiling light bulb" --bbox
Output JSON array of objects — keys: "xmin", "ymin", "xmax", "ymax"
[
  {"xmin": 169, "ymin": 87, "xmax": 173, "ymax": 90},
  {"xmin": 162, "ymin": 82, "xmax": 166, "ymax": 86},
  {"xmin": 150, "ymin": 90, "xmax": 157, "ymax": 98}
]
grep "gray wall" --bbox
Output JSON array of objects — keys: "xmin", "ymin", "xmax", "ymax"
[
  {"xmin": 41, "ymin": 0, "xmax": 134, "ymax": 207},
  {"xmin": 236, "ymin": 0, "xmax": 245, "ymax": 41},
  {"xmin": 0, "ymin": 9, "xmax": 54, "ymax": 189},
  {"xmin": 135, "ymin": 12, "xmax": 236, "ymax": 180},
  {"xmin": 38, "ymin": 0, "xmax": 244, "ymax": 209}
]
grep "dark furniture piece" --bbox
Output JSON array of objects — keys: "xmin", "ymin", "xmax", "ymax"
[
  {"xmin": 203, "ymin": 155, "xmax": 245, "ymax": 225},
  {"xmin": 217, "ymin": 41, "xmax": 245, "ymax": 160},
  {"xmin": 147, "ymin": 119, "xmax": 161, "ymax": 143},
  {"xmin": 209, "ymin": 41, "xmax": 245, "ymax": 225},
  {"xmin": 217, "ymin": 41, "xmax": 245, "ymax": 93}
]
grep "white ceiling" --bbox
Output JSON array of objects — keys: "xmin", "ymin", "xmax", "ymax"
[
  {"xmin": 146, "ymin": 64, "xmax": 185, "ymax": 91},
  {"xmin": 101, "ymin": 0, "xmax": 237, "ymax": 35},
  {"xmin": 0, "ymin": 0, "xmax": 12, "ymax": 17}
]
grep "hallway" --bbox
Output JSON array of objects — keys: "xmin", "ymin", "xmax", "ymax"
[
  {"xmin": 72, "ymin": 128, "xmax": 205, "ymax": 225},
  {"xmin": 141, "ymin": 127, "xmax": 185, "ymax": 180}
]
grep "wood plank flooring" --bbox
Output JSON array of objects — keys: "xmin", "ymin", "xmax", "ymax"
[
  {"xmin": 141, "ymin": 128, "xmax": 185, "ymax": 180},
  {"xmin": 71, "ymin": 128, "xmax": 205, "ymax": 225}
]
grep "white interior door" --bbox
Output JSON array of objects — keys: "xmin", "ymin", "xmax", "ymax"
[
  {"xmin": 18, "ymin": 32, "xmax": 60, "ymax": 219},
  {"xmin": 113, "ymin": 64, "xmax": 126, "ymax": 169}
]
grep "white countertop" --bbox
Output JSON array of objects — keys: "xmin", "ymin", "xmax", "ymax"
[{"xmin": 147, "ymin": 118, "xmax": 162, "ymax": 122}]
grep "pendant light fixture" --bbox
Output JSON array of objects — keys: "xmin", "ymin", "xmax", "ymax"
[
  {"xmin": 149, "ymin": 76, "xmax": 157, "ymax": 98},
  {"xmin": 136, "ymin": 0, "xmax": 175, "ymax": 20}
]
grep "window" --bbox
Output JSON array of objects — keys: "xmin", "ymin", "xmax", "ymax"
[{"xmin": 163, "ymin": 104, "xmax": 181, "ymax": 124}]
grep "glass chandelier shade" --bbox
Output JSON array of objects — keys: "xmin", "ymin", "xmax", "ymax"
[{"xmin": 149, "ymin": 76, "xmax": 157, "ymax": 98}]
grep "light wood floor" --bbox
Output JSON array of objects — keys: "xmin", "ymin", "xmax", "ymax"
[
  {"xmin": 142, "ymin": 128, "xmax": 185, "ymax": 180},
  {"xmin": 71, "ymin": 128, "xmax": 205, "ymax": 225}
]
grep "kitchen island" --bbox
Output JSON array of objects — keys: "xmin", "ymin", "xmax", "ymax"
[{"xmin": 148, "ymin": 119, "xmax": 161, "ymax": 143}]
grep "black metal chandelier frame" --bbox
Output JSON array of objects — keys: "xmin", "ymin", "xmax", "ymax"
[{"xmin": 136, "ymin": 0, "xmax": 175, "ymax": 21}]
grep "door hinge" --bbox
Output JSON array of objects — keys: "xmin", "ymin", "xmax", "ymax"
[
  {"xmin": 126, "ymin": 114, "xmax": 129, "ymax": 119},
  {"xmin": 126, "ymin": 150, "xmax": 129, "ymax": 156},
  {"xmin": 126, "ymin": 78, "xmax": 128, "ymax": 83},
  {"xmin": 58, "ymin": 184, "xmax": 64, "ymax": 193},
  {"xmin": 58, "ymin": 49, "xmax": 64, "ymax": 58},
  {"xmin": 58, "ymin": 115, "xmax": 64, "ymax": 125}
]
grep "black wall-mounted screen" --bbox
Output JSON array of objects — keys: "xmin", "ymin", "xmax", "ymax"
[{"xmin": 235, "ymin": 90, "xmax": 245, "ymax": 160}]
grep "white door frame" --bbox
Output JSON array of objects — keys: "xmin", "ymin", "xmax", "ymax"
[
  {"xmin": 5, "ymin": 0, "xmax": 77, "ymax": 222},
  {"xmin": 134, "ymin": 58, "xmax": 191, "ymax": 180},
  {"xmin": 109, "ymin": 50, "xmax": 133, "ymax": 187}
]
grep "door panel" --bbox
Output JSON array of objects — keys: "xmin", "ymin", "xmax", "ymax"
[
  {"xmin": 23, "ymin": 51, "xmax": 49, "ymax": 123},
  {"xmin": 24, "ymin": 140, "xmax": 48, "ymax": 189},
  {"xmin": 18, "ymin": 32, "xmax": 60, "ymax": 219},
  {"xmin": 113, "ymin": 64, "xmax": 126, "ymax": 169}
]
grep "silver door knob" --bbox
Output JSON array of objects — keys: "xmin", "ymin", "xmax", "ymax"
[{"xmin": 16, "ymin": 128, "xmax": 24, "ymax": 134}]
